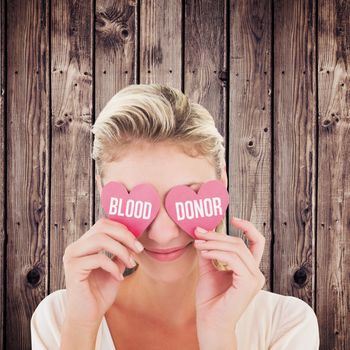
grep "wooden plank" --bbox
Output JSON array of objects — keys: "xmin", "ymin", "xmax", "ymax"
[
  {"xmin": 184, "ymin": 0, "xmax": 229, "ymax": 266},
  {"xmin": 140, "ymin": 0, "xmax": 181, "ymax": 86},
  {"xmin": 50, "ymin": 0, "xmax": 93, "ymax": 291},
  {"xmin": 184, "ymin": 0, "xmax": 227, "ymax": 144},
  {"xmin": 94, "ymin": 0, "xmax": 137, "ymax": 225},
  {"xmin": 6, "ymin": 0, "xmax": 49, "ymax": 348},
  {"xmin": 317, "ymin": 0, "xmax": 350, "ymax": 348},
  {"xmin": 0, "ymin": 0, "xmax": 5, "ymax": 348},
  {"xmin": 229, "ymin": 0, "xmax": 272, "ymax": 290},
  {"xmin": 273, "ymin": 0, "xmax": 316, "ymax": 304}
]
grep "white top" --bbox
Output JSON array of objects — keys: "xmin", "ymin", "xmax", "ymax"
[{"xmin": 30, "ymin": 288, "xmax": 320, "ymax": 349}]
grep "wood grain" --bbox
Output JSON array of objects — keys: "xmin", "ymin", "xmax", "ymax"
[
  {"xmin": 94, "ymin": 0, "xmax": 137, "ymax": 275},
  {"xmin": 50, "ymin": 0, "xmax": 93, "ymax": 292},
  {"xmin": 273, "ymin": 0, "xmax": 316, "ymax": 305},
  {"xmin": 6, "ymin": 0, "xmax": 49, "ymax": 348},
  {"xmin": 1, "ymin": 1, "xmax": 348, "ymax": 349},
  {"xmin": 229, "ymin": 0, "xmax": 272, "ymax": 291},
  {"xmin": 0, "ymin": 0, "xmax": 5, "ymax": 348},
  {"xmin": 317, "ymin": 0, "xmax": 350, "ymax": 348}
]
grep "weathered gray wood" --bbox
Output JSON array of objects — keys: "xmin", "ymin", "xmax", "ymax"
[
  {"xmin": 50, "ymin": 0, "xmax": 94, "ymax": 292},
  {"xmin": 2, "ymin": 1, "xmax": 348, "ymax": 348},
  {"xmin": 94, "ymin": 0, "xmax": 138, "ymax": 227},
  {"xmin": 0, "ymin": 0, "xmax": 5, "ymax": 348},
  {"xmin": 6, "ymin": 0, "xmax": 49, "ymax": 348},
  {"xmin": 184, "ymin": 0, "xmax": 229, "ymax": 270},
  {"xmin": 317, "ymin": 0, "xmax": 350, "ymax": 348},
  {"xmin": 228, "ymin": 0, "xmax": 272, "ymax": 291},
  {"xmin": 140, "ymin": 0, "xmax": 181, "ymax": 86},
  {"xmin": 273, "ymin": 0, "xmax": 316, "ymax": 305}
]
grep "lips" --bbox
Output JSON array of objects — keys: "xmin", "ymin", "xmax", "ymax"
[
  {"xmin": 145, "ymin": 242, "xmax": 192, "ymax": 254},
  {"xmin": 144, "ymin": 242, "xmax": 192, "ymax": 262}
]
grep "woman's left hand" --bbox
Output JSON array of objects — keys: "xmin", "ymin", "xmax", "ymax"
[{"xmin": 193, "ymin": 216, "xmax": 266, "ymax": 347}]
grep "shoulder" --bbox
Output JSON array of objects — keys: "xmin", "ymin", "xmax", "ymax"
[
  {"xmin": 30, "ymin": 289, "xmax": 68, "ymax": 350},
  {"xmin": 31, "ymin": 288, "xmax": 68, "ymax": 324},
  {"xmin": 268, "ymin": 291, "xmax": 319, "ymax": 349},
  {"xmin": 30, "ymin": 289, "xmax": 113, "ymax": 350},
  {"xmin": 236, "ymin": 290, "xmax": 320, "ymax": 349}
]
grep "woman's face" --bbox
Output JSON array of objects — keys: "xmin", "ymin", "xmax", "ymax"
[{"xmin": 96, "ymin": 140, "xmax": 227, "ymax": 283}]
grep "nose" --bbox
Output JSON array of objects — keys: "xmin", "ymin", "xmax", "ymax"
[{"xmin": 145, "ymin": 203, "xmax": 182, "ymax": 244}]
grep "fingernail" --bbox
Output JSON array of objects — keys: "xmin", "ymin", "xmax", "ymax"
[
  {"xmin": 195, "ymin": 227, "xmax": 207, "ymax": 234},
  {"xmin": 134, "ymin": 240, "xmax": 144, "ymax": 252},
  {"xmin": 129, "ymin": 256, "xmax": 137, "ymax": 267},
  {"xmin": 194, "ymin": 239, "xmax": 206, "ymax": 244}
]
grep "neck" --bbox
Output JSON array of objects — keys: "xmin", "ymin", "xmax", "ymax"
[{"xmin": 121, "ymin": 263, "xmax": 199, "ymax": 327}]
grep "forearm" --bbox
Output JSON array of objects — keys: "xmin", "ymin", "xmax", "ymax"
[{"xmin": 60, "ymin": 317, "xmax": 101, "ymax": 350}]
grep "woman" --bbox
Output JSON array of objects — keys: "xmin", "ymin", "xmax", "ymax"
[{"xmin": 31, "ymin": 84, "xmax": 320, "ymax": 349}]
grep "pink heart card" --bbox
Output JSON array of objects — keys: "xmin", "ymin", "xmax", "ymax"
[
  {"xmin": 164, "ymin": 179, "xmax": 229, "ymax": 239},
  {"xmin": 100, "ymin": 181, "xmax": 161, "ymax": 238}
]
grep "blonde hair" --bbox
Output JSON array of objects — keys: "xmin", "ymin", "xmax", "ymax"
[{"xmin": 91, "ymin": 83, "xmax": 228, "ymax": 272}]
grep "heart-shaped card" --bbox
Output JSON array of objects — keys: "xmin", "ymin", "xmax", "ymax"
[
  {"xmin": 164, "ymin": 179, "xmax": 229, "ymax": 238},
  {"xmin": 100, "ymin": 181, "xmax": 161, "ymax": 238}
]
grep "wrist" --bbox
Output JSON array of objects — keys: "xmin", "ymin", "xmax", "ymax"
[{"xmin": 60, "ymin": 316, "xmax": 102, "ymax": 350}]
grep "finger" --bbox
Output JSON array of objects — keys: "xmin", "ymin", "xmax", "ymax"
[
  {"xmin": 196, "ymin": 248, "xmax": 218, "ymax": 277},
  {"xmin": 194, "ymin": 240, "xmax": 259, "ymax": 274},
  {"xmin": 67, "ymin": 233, "xmax": 138, "ymax": 269},
  {"xmin": 200, "ymin": 249, "xmax": 252, "ymax": 279},
  {"xmin": 72, "ymin": 253, "xmax": 124, "ymax": 282},
  {"xmin": 230, "ymin": 217, "xmax": 265, "ymax": 263},
  {"xmin": 80, "ymin": 218, "xmax": 144, "ymax": 255},
  {"xmin": 195, "ymin": 227, "xmax": 243, "ymax": 244}
]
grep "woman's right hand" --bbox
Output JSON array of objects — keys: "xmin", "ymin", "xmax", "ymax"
[{"xmin": 62, "ymin": 217, "xmax": 144, "ymax": 328}]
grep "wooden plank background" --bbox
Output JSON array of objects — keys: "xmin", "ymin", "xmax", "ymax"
[{"xmin": 0, "ymin": 0, "xmax": 349, "ymax": 349}]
